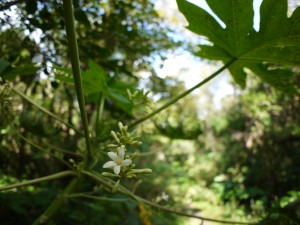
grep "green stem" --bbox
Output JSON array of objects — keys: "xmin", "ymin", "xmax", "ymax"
[
  {"xmin": 0, "ymin": 171, "xmax": 76, "ymax": 191},
  {"xmin": 83, "ymin": 170, "xmax": 257, "ymax": 225},
  {"xmin": 63, "ymin": 0, "xmax": 92, "ymax": 164},
  {"xmin": 12, "ymin": 88, "xmax": 82, "ymax": 135},
  {"xmin": 129, "ymin": 58, "xmax": 236, "ymax": 127},
  {"xmin": 67, "ymin": 193, "xmax": 127, "ymax": 202},
  {"xmin": 16, "ymin": 131, "xmax": 73, "ymax": 169},
  {"xmin": 32, "ymin": 1, "xmax": 93, "ymax": 223}
]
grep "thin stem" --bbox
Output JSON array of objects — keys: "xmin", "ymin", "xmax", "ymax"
[
  {"xmin": 129, "ymin": 58, "xmax": 236, "ymax": 128},
  {"xmin": 16, "ymin": 131, "xmax": 73, "ymax": 169},
  {"xmin": 0, "ymin": 171, "xmax": 76, "ymax": 191},
  {"xmin": 12, "ymin": 88, "xmax": 82, "ymax": 135},
  {"xmin": 63, "ymin": 0, "xmax": 92, "ymax": 164},
  {"xmin": 67, "ymin": 193, "xmax": 127, "ymax": 202},
  {"xmin": 83, "ymin": 170, "xmax": 257, "ymax": 225},
  {"xmin": 32, "ymin": 1, "xmax": 93, "ymax": 223}
]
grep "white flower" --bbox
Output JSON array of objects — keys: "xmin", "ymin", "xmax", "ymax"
[
  {"xmin": 161, "ymin": 192, "xmax": 169, "ymax": 201},
  {"xmin": 103, "ymin": 147, "xmax": 132, "ymax": 175}
]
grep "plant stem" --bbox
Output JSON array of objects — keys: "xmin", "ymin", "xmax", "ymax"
[
  {"xmin": 32, "ymin": 1, "xmax": 93, "ymax": 223},
  {"xmin": 83, "ymin": 170, "xmax": 257, "ymax": 225},
  {"xmin": 16, "ymin": 131, "xmax": 73, "ymax": 169},
  {"xmin": 62, "ymin": 0, "xmax": 92, "ymax": 164},
  {"xmin": 67, "ymin": 193, "xmax": 127, "ymax": 202},
  {"xmin": 0, "ymin": 171, "xmax": 76, "ymax": 191},
  {"xmin": 129, "ymin": 58, "xmax": 236, "ymax": 127},
  {"xmin": 12, "ymin": 88, "xmax": 82, "ymax": 135}
]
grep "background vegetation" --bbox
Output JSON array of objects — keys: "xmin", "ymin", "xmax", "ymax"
[{"xmin": 0, "ymin": 0, "xmax": 299, "ymax": 224}]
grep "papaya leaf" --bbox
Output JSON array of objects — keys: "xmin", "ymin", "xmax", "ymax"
[{"xmin": 177, "ymin": 0, "xmax": 300, "ymax": 93}]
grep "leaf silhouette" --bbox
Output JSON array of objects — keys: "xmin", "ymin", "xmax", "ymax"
[{"xmin": 177, "ymin": 0, "xmax": 300, "ymax": 93}]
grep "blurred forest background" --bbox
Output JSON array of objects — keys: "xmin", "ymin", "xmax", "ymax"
[{"xmin": 0, "ymin": 0, "xmax": 299, "ymax": 224}]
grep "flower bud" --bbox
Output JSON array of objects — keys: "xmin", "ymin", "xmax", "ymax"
[
  {"xmin": 102, "ymin": 172, "xmax": 120, "ymax": 178},
  {"xmin": 111, "ymin": 131, "xmax": 120, "ymax": 143},
  {"xmin": 131, "ymin": 141, "xmax": 142, "ymax": 145},
  {"xmin": 118, "ymin": 122, "xmax": 124, "ymax": 131},
  {"xmin": 107, "ymin": 144, "xmax": 119, "ymax": 148},
  {"xmin": 121, "ymin": 126, "xmax": 129, "ymax": 138},
  {"xmin": 131, "ymin": 152, "xmax": 139, "ymax": 159},
  {"xmin": 126, "ymin": 174, "xmax": 136, "ymax": 178},
  {"xmin": 128, "ymin": 169, "xmax": 152, "ymax": 175}
]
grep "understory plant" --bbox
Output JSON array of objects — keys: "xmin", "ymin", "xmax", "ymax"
[{"xmin": 0, "ymin": 0, "xmax": 299, "ymax": 224}]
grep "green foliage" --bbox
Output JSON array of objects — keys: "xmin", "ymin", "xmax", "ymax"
[
  {"xmin": 1, "ymin": 0, "xmax": 299, "ymax": 224},
  {"xmin": 206, "ymin": 78, "xmax": 300, "ymax": 221},
  {"xmin": 177, "ymin": 0, "xmax": 300, "ymax": 92}
]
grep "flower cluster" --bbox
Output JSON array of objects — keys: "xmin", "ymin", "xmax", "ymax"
[{"xmin": 102, "ymin": 122, "xmax": 152, "ymax": 178}]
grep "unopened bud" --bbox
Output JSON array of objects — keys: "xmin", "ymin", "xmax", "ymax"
[
  {"xmin": 131, "ymin": 152, "xmax": 139, "ymax": 159},
  {"xmin": 126, "ymin": 174, "xmax": 136, "ymax": 179},
  {"xmin": 131, "ymin": 141, "xmax": 142, "ymax": 145},
  {"xmin": 111, "ymin": 131, "xmax": 120, "ymax": 143},
  {"xmin": 107, "ymin": 144, "xmax": 119, "ymax": 148},
  {"xmin": 130, "ymin": 169, "xmax": 152, "ymax": 174},
  {"xmin": 118, "ymin": 122, "xmax": 124, "ymax": 131},
  {"xmin": 121, "ymin": 126, "xmax": 129, "ymax": 138},
  {"xmin": 102, "ymin": 172, "xmax": 120, "ymax": 178}
]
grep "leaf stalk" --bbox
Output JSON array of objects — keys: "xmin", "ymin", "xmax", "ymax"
[
  {"xmin": 129, "ymin": 58, "xmax": 236, "ymax": 127},
  {"xmin": 0, "ymin": 171, "xmax": 76, "ymax": 191}
]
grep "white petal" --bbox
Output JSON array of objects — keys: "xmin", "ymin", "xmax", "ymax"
[
  {"xmin": 103, "ymin": 161, "xmax": 116, "ymax": 168},
  {"xmin": 118, "ymin": 147, "xmax": 125, "ymax": 160},
  {"xmin": 114, "ymin": 165, "xmax": 121, "ymax": 175},
  {"xmin": 108, "ymin": 152, "xmax": 119, "ymax": 162},
  {"xmin": 122, "ymin": 159, "xmax": 132, "ymax": 166}
]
